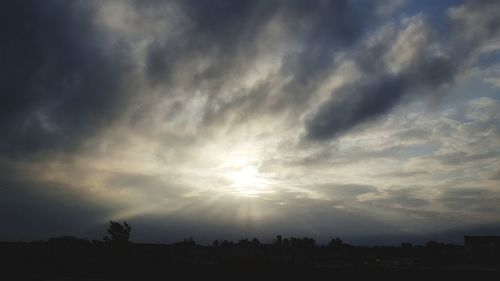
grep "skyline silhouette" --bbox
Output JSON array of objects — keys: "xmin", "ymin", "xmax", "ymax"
[{"xmin": 1, "ymin": 221, "xmax": 499, "ymax": 278}]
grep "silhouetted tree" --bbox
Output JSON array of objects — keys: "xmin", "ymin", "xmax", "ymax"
[
  {"xmin": 221, "ymin": 240, "xmax": 233, "ymax": 247},
  {"xmin": 104, "ymin": 221, "xmax": 131, "ymax": 244},
  {"xmin": 212, "ymin": 240, "xmax": 219, "ymax": 247},
  {"xmin": 328, "ymin": 237, "xmax": 344, "ymax": 248},
  {"xmin": 238, "ymin": 239, "xmax": 250, "ymax": 247}
]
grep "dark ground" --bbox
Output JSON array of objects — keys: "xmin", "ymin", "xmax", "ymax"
[{"xmin": 1, "ymin": 235, "xmax": 500, "ymax": 279}]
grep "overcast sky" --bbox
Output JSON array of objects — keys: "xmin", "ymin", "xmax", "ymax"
[{"xmin": 1, "ymin": 0, "xmax": 500, "ymax": 245}]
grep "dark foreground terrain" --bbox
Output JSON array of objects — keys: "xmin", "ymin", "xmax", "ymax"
[{"xmin": 1, "ymin": 235, "xmax": 500, "ymax": 279}]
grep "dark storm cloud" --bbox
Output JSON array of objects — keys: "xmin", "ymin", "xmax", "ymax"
[
  {"xmin": 141, "ymin": 0, "xmax": 372, "ymax": 121},
  {"xmin": 275, "ymin": 0, "xmax": 373, "ymax": 109},
  {"xmin": 2, "ymin": 0, "xmax": 497, "ymax": 155},
  {"xmin": 142, "ymin": 0, "xmax": 275, "ymax": 89},
  {"xmin": 306, "ymin": 0, "xmax": 500, "ymax": 140},
  {"xmin": 307, "ymin": 36, "xmax": 458, "ymax": 140},
  {"xmin": 0, "ymin": 0, "xmax": 139, "ymax": 239},
  {"xmin": 307, "ymin": 75, "xmax": 410, "ymax": 140},
  {"xmin": 0, "ymin": 0, "xmax": 403, "ymax": 155},
  {"xmin": 0, "ymin": 0, "xmax": 134, "ymax": 157}
]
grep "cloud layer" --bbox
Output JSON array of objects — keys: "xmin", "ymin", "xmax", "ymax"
[{"xmin": 0, "ymin": 0, "xmax": 499, "ymax": 243}]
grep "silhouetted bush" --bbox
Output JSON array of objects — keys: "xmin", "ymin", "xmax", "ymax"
[{"xmin": 104, "ymin": 220, "xmax": 131, "ymax": 244}]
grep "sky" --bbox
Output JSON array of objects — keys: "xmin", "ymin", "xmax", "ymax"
[{"xmin": 1, "ymin": 0, "xmax": 500, "ymax": 245}]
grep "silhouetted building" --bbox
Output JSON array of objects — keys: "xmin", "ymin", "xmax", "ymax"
[
  {"xmin": 464, "ymin": 236, "xmax": 500, "ymax": 266},
  {"xmin": 401, "ymin": 242, "xmax": 412, "ymax": 248},
  {"xmin": 277, "ymin": 235, "xmax": 282, "ymax": 246}
]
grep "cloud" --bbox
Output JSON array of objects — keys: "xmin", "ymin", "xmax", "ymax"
[
  {"xmin": 125, "ymin": 192, "xmax": 403, "ymax": 244},
  {"xmin": 0, "ymin": 1, "xmax": 137, "ymax": 157},
  {"xmin": 438, "ymin": 188, "xmax": 500, "ymax": 213},
  {"xmin": 313, "ymin": 184, "xmax": 378, "ymax": 200},
  {"xmin": 0, "ymin": 0, "xmax": 499, "ymax": 242},
  {"xmin": 306, "ymin": 0, "xmax": 500, "ymax": 140},
  {"xmin": 0, "ymin": 161, "xmax": 118, "ymax": 241},
  {"xmin": 448, "ymin": 0, "xmax": 500, "ymax": 47},
  {"xmin": 375, "ymin": 0, "xmax": 406, "ymax": 18},
  {"xmin": 372, "ymin": 188, "xmax": 430, "ymax": 208},
  {"xmin": 490, "ymin": 170, "xmax": 500, "ymax": 180},
  {"xmin": 306, "ymin": 74, "xmax": 410, "ymax": 140},
  {"xmin": 137, "ymin": 0, "xmax": 373, "ymax": 129},
  {"xmin": 105, "ymin": 172, "xmax": 195, "ymax": 201},
  {"xmin": 376, "ymin": 171, "xmax": 428, "ymax": 178},
  {"xmin": 5, "ymin": 0, "xmax": 495, "ymax": 156},
  {"xmin": 433, "ymin": 151, "xmax": 500, "ymax": 166}
]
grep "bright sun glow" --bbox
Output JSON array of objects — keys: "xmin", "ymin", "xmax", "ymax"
[
  {"xmin": 208, "ymin": 142, "xmax": 274, "ymax": 197},
  {"xmin": 226, "ymin": 165, "xmax": 269, "ymax": 196}
]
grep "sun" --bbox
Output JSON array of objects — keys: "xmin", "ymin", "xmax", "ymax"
[
  {"xmin": 221, "ymin": 162, "xmax": 270, "ymax": 197},
  {"xmin": 228, "ymin": 165, "xmax": 264, "ymax": 186},
  {"xmin": 209, "ymin": 142, "xmax": 273, "ymax": 197}
]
